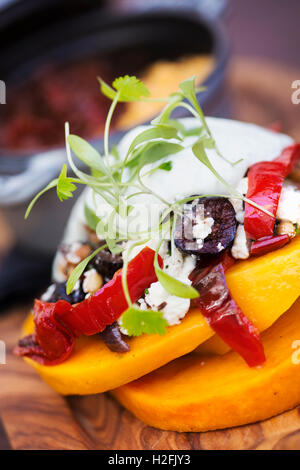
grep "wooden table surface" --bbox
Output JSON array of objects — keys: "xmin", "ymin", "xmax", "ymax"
[
  {"xmin": 1, "ymin": 306, "xmax": 300, "ymax": 450},
  {"xmin": 1, "ymin": 58, "xmax": 300, "ymax": 450}
]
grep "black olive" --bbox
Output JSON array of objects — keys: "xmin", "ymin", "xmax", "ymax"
[
  {"xmin": 99, "ymin": 322, "xmax": 130, "ymax": 353},
  {"xmin": 90, "ymin": 248, "xmax": 123, "ymax": 283},
  {"xmin": 174, "ymin": 197, "xmax": 237, "ymax": 256},
  {"xmin": 42, "ymin": 281, "xmax": 85, "ymax": 304}
]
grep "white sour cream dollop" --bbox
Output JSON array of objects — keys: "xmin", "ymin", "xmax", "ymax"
[{"xmin": 54, "ymin": 117, "xmax": 293, "ymax": 289}]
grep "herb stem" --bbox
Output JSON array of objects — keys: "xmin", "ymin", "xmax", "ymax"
[
  {"xmin": 104, "ymin": 91, "xmax": 121, "ymax": 196},
  {"xmin": 137, "ymin": 172, "xmax": 170, "ymax": 207},
  {"xmin": 121, "ymin": 238, "xmax": 150, "ymax": 307}
]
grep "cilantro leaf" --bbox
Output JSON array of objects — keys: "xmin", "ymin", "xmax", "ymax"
[
  {"xmin": 113, "ymin": 75, "xmax": 150, "ymax": 101},
  {"xmin": 99, "ymin": 75, "xmax": 150, "ymax": 102},
  {"xmin": 56, "ymin": 164, "xmax": 77, "ymax": 202},
  {"xmin": 25, "ymin": 164, "xmax": 78, "ymax": 219},
  {"xmin": 121, "ymin": 306, "xmax": 168, "ymax": 336},
  {"xmin": 98, "ymin": 77, "xmax": 116, "ymax": 100}
]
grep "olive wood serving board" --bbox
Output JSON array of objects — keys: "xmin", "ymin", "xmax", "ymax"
[
  {"xmin": 1, "ymin": 58, "xmax": 300, "ymax": 450},
  {"xmin": 1, "ymin": 306, "xmax": 300, "ymax": 451}
]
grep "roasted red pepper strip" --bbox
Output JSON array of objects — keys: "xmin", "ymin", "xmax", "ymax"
[
  {"xmin": 244, "ymin": 161, "xmax": 284, "ymax": 240},
  {"xmin": 57, "ymin": 246, "xmax": 162, "ymax": 336},
  {"xmin": 14, "ymin": 300, "xmax": 74, "ymax": 365},
  {"xmin": 275, "ymin": 143, "xmax": 300, "ymax": 174},
  {"xmin": 193, "ymin": 263, "xmax": 265, "ymax": 367},
  {"xmin": 244, "ymin": 144, "xmax": 300, "ymax": 240},
  {"xmin": 15, "ymin": 247, "xmax": 161, "ymax": 364},
  {"xmin": 251, "ymin": 234, "xmax": 290, "ymax": 256},
  {"xmin": 189, "ymin": 250, "xmax": 235, "ymax": 286}
]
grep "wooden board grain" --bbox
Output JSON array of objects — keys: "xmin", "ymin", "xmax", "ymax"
[
  {"xmin": 1, "ymin": 58, "xmax": 300, "ymax": 450},
  {"xmin": 1, "ymin": 307, "xmax": 300, "ymax": 451},
  {"xmin": 0, "ymin": 309, "xmax": 93, "ymax": 450}
]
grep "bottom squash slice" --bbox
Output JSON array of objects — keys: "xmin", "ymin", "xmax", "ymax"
[
  {"xmin": 22, "ymin": 237, "xmax": 300, "ymax": 395},
  {"xmin": 113, "ymin": 297, "xmax": 300, "ymax": 432}
]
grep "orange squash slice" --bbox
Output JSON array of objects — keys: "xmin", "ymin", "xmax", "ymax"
[
  {"xmin": 23, "ymin": 308, "xmax": 212, "ymax": 395},
  {"xmin": 22, "ymin": 237, "xmax": 300, "ymax": 395},
  {"xmin": 113, "ymin": 297, "xmax": 300, "ymax": 432}
]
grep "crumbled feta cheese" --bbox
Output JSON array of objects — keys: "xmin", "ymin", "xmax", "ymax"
[
  {"xmin": 119, "ymin": 247, "xmax": 196, "ymax": 333},
  {"xmin": 146, "ymin": 281, "xmax": 191, "ymax": 325},
  {"xmin": 276, "ymin": 219, "xmax": 296, "ymax": 238},
  {"xmin": 231, "ymin": 224, "xmax": 250, "ymax": 259},
  {"xmin": 136, "ymin": 298, "xmax": 148, "ymax": 310},
  {"xmin": 192, "ymin": 216, "xmax": 214, "ymax": 241},
  {"xmin": 277, "ymin": 181, "xmax": 300, "ymax": 225},
  {"xmin": 217, "ymin": 242, "xmax": 224, "ymax": 252},
  {"xmin": 187, "ymin": 202, "xmax": 214, "ymax": 249},
  {"xmin": 144, "ymin": 247, "xmax": 196, "ymax": 326},
  {"xmin": 237, "ymin": 176, "xmax": 249, "ymax": 195},
  {"xmin": 230, "ymin": 177, "xmax": 248, "ymax": 224}
]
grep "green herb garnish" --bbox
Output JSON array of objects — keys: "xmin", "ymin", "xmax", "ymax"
[
  {"xmin": 25, "ymin": 74, "xmax": 273, "ymax": 337},
  {"xmin": 84, "ymin": 205, "xmax": 100, "ymax": 232},
  {"xmin": 121, "ymin": 306, "xmax": 167, "ymax": 336}
]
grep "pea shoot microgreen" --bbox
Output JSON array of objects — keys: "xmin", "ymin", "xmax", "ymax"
[
  {"xmin": 153, "ymin": 238, "xmax": 199, "ymax": 300},
  {"xmin": 84, "ymin": 205, "xmax": 100, "ymax": 232},
  {"xmin": 25, "ymin": 74, "xmax": 274, "ymax": 337}
]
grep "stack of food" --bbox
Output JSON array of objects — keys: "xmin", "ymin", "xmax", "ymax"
[{"xmin": 15, "ymin": 76, "xmax": 300, "ymax": 432}]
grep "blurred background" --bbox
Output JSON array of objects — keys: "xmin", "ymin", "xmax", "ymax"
[{"xmin": 0, "ymin": 0, "xmax": 299, "ymax": 309}]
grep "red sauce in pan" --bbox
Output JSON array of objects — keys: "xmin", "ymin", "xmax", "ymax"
[{"xmin": 0, "ymin": 59, "xmax": 123, "ymax": 152}]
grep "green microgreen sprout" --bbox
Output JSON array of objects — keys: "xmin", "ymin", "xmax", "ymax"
[
  {"xmin": 25, "ymin": 74, "xmax": 275, "ymax": 336},
  {"xmin": 120, "ymin": 239, "xmax": 168, "ymax": 336}
]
